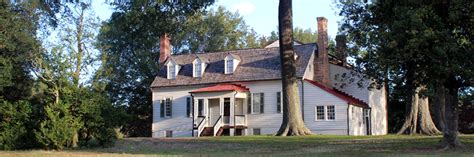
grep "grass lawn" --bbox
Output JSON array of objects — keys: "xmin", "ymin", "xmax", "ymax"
[{"xmin": 1, "ymin": 135, "xmax": 473, "ymax": 156}]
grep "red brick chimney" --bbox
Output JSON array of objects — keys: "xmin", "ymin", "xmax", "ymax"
[
  {"xmin": 159, "ymin": 33, "xmax": 171, "ymax": 64},
  {"xmin": 335, "ymin": 34, "xmax": 347, "ymax": 66},
  {"xmin": 314, "ymin": 17, "xmax": 331, "ymax": 87}
]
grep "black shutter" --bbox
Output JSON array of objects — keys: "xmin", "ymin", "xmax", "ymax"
[
  {"xmin": 260, "ymin": 93, "xmax": 264, "ymax": 113},
  {"xmin": 186, "ymin": 97, "xmax": 191, "ymax": 117},
  {"xmin": 169, "ymin": 98, "xmax": 173, "ymax": 117},
  {"xmin": 247, "ymin": 93, "xmax": 251, "ymax": 114},
  {"xmin": 277, "ymin": 92, "xmax": 281, "ymax": 113},
  {"xmin": 160, "ymin": 100, "xmax": 165, "ymax": 117}
]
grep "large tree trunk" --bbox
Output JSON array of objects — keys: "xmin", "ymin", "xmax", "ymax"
[
  {"xmin": 275, "ymin": 0, "xmax": 311, "ymax": 136},
  {"xmin": 397, "ymin": 86, "xmax": 441, "ymax": 135},
  {"xmin": 432, "ymin": 83, "xmax": 446, "ymax": 132},
  {"xmin": 441, "ymin": 77, "xmax": 462, "ymax": 149}
]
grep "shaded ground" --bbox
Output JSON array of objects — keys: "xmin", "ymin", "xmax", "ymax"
[{"xmin": 1, "ymin": 135, "xmax": 473, "ymax": 156}]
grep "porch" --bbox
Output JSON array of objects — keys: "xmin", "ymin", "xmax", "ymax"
[{"xmin": 190, "ymin": 84, "xmax": 249, "ymax": 137}]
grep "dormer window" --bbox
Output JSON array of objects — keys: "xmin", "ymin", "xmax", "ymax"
[
  {"xmin": 194, "ymin": 62, "xmax": 202, "ymax": 77},
  {"xmin": 225, "ymin": 54, "xmax": 240, "ymax": 74},
  {"xmin": 168, "ymin": 65, "xmax": 176, "ymax": 79},
  {"xmin": 193, "ymin": 57, "xmax": 207, "ymax": 78},
  {"xmin": 226, "ymin": 59, "xmax": 233, "ymax": 74},
  {"xmin": 166, "ymin": 59, "xmax": 180, "ymax": 79}
]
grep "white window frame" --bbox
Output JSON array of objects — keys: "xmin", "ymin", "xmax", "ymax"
[
  {"xmin": 164, "ymin": 97, "xmax": 172, "ymax": 118},
  {"xmin": 167, "ymin": 65, "xmax": 176, "ymax": 79},
  {"xmin": 315, "ymin": 106, "xmax": 325, "ymax": 121},
  {"xmin": 252, "ymin": 93, "xmax": 264, "ymax": 114},
  {"xmin": 253, "ymin": 128, "xmax": 261, "ymax": 135},
  {"xmin": 194, "ymin": 62, "xmax": 202, "ymax": 77},
  {"xmin": 326, "ymin": 105, "xmax": 336, "ymax": 120},
  {"xmin": 225, "ymin": 58, "xmax": 233, "ymax": 74}
]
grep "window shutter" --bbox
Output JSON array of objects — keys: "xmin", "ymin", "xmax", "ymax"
[
  {"xmin": 186, "ymin": 97, "xmax": 191, "ymax": 117},
  {"xmin": 247, "ymin": 93, "xmax": 251, "ymax": 114},
  {"xmin": 160, "ymin": 100, "xmax": 165, "ymax": 117},
  {"xmin": 169, "ymin": 98, "xmax": 173, "ymax": 117},
  {"xmin": 277, "ymin": 92, "xmax": 281, "ymax": 113},
  {"xmin": 260, "ymin": 93, "xmax": 264, "ymax": 113}
]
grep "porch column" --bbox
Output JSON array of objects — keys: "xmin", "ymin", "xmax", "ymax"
[{"xmin": 230, "ymin": 95, "xmax": 235, "ymax": 136}]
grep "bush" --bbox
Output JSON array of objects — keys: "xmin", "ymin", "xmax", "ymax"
[
  {"xmin": 35, "ymin": 101, "xmax": 81, "ymax": 150},
  {"xmin": 0, "ymin": 101, "xmax": 33, "ymax": 150}
]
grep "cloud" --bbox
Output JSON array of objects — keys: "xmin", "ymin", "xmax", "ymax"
[{"xmin": 230, "ymin": 1, "xmax": 256, "ymax": 15}]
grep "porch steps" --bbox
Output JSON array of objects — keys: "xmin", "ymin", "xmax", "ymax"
[
  {"xmin": 200, "ymin": 127, "xmax": 225, "ymax": 136},
  {"xmin": 200, "ymin": 127, "xmax": 214, "ymax": 136},
  {"xmin": 215, "ymin": 127, "xmax": 224, "ymax": 136}
]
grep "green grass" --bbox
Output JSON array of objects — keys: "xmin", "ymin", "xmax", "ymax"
[{"xmin": 1, "ymin": 135, "xmax": 473, "ymax": 156}]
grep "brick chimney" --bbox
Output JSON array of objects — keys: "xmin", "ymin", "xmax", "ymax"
[
  {"xmin": 314, "ymin": 17, "xmax": 331, "ymax": 87},
  {"xmin": 159, "ymin": 33, "xmax": 171, "ymax": 64},
  {"xmin": 335, "ymin": 34, "xmax": 347, "ymax": 66}
]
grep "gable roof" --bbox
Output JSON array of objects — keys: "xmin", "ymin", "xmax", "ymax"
[
  {"xmin": 304, "ymin": 79, "xmax": 369, "ymax": 108},
  {"xmin": 151, "ymin": 43, "xmax": 317, "ymax": 88},
  {"xmin": 264, "ymin": 40, "xmax": 304, "ymax": 48},
  {"xmin": 189, "ymin": 84, "xmax": 249, "ymax": 93}
]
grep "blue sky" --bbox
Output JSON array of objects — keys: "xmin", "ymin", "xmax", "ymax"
[{"xmin": 92, "ymin": 0, "xmax": 343, "ymax": 38}]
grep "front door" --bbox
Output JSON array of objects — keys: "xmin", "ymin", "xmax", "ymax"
[{"xmin": 224, "ymin": 98, "xmax": 230, "ymax": 124}]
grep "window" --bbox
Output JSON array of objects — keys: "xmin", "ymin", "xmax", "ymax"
[
  {"xmin": 198, "ymin": 99, "xmax": 204, "ymax": 116},
  {"xmin": 226, "ymin": 59, "xmax": 233, "ymax": 74},
  {"xmin": 316, "ymin": 106, "xmax": 325, "ymax": 120},
  {"xmin": 327, "ymin": 105, "xmax": 335, "ymax": 120},
  {"xmin": 277, "ymin": 92, "xmax": 282, "ymax": 113},
  {"xmin": 252, "ymin": 93, "xmax": 264, "ymax": 113},
  {"xmin": 253, "ymin": 128, "xmax": 261, "ymax": 135},
  {"xmin": 315, "ymin": 105, "xmax": 335, "ymax": 121},
  {"xmin": 194, "ymin": 63, "xmax": 201, "ymax": 77},
  {"xmin": 247, "ymin": 93, "xmax": 251, "ymax": 114},
  {"xmin": 168, "ymin": 65, "xmax": 176, "ymax": 79},
  {"xmin": 165, "ymin": 130, "xmax": 173, "ymax": 137},
  {"xmin": 160, "ymin": 98, "xmax": 172, "ymax": 118},
  {"xmin": 165, "ymin": 98, "xmax": 172, "ymax": 117},
  {"xmin": 186, "ymin": 97, "xmax": 192, "ymax": 117}
]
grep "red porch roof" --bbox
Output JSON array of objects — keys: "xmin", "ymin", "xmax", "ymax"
[
  {"xmin": 190, "ymin": 84, "xmax": 249, "ymax": 93},
  {"xmin": 304, "ymin": 79, "xmax": 369, "ymax": 108}
]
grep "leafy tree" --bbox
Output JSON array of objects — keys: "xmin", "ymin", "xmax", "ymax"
[
  {"xmin": 97, "ymin": 1, "xmax": 215, "ymax": 137},
  {"xmin": 174, "ymin": 6, "xmax": 260, "ymax": 53},
  {"xmin": 339, "ymin": 0, "xmax": 473, "ymax": 148},
  {"xmin": 0, "ymin": 101, "xmax": 33, "ymax": 150},
  {"xmin": 0, "ymin": 2, "xmax": 40, "ymax": 101},
  {"xmin": 276, "ymin": 0, "xmax": 311, "ymax": 136},
  {"xmin": 35, "ymin": 101, "xmax": 81, "ymax": 150}
]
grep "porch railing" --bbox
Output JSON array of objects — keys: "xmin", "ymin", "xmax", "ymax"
[
  {"xmin": 196, "ymin": 116, "xmax": 207, "ymax": 137},
  {"xmin": 213, "ymin": 115, "xmax": 223, "ymax": 136},
  {"xmin": 235, "ymin": 115, "xmax": 246, "ymax": 126}
]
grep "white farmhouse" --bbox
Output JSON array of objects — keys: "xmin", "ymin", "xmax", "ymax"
[{"xmin": 150, "ymin": 17, "xmax": 387, "ymax": 137}]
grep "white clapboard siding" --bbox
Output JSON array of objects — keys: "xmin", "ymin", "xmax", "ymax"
[
  {"xmin": 349, "ymin": 106, "xmax": 366, "ymax": 135},
  {"xmin": 152, "ymin": 86, "xmax": 203, "ymax": 138},
  {"xmin": 239, "ymin": 80, "xmax": 285, "ymax": 135},
  {"xmin": 302, "ymin": 81, "xmax": 349, "ymax": 135},
  {"xmin": 369, "ymin": 87, "xmax": 388, "ymax": 135},
  {"xmin": 329, "ymin": 64, "xmax": 369, "ymax": 103},
  {"xmin": 330, "ymin": 64, "xmax": 388, "ymax": 135}
]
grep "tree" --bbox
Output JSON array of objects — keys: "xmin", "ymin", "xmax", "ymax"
[
  {"xmin": 31, "ymin": 2, "xmax": 124, "ymax": 149},
  {"xmin": 97, "ymin": 1, "xmax": 215, "ymax": 137},
  {"xmin": 0, "ymin": 2, "xmax": 40, "ymax": 102},
  {"xmin": 339, "ymin": 0, "xmax": 473, "ymax": 148},
  {"xmin": 173, "ymin": 6, "xmax": 260, "ymax": 53},
  {"xmin": 275, "ymin": 0, "xmax": 311, "ymax": 136}
]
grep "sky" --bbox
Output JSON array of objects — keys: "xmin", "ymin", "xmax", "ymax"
[{"xmin": 92, "ymin": 0, "xmax": 343, "ymax": 38}]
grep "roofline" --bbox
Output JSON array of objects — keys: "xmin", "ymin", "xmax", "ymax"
[
  {"xmin": 168, "ymin": 43, "xmax": 317, "ymax": 57},
  {"xmin": 150, "ymin": 77, "xmax": 305, "ymax": 89},
  {"xmin": 303, "ymin": 79, "xmax": 369, "ymax": 108}
]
